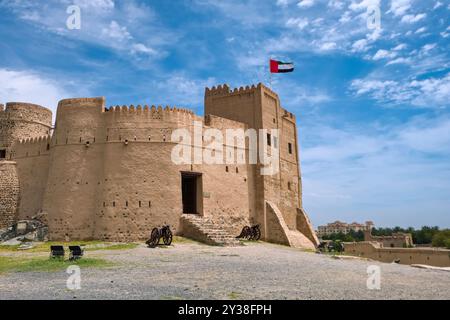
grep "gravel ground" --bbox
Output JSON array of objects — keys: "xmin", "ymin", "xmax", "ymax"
[{"xmin": 0, "ymin": 242, "xmax": 449, "ymax": 300}]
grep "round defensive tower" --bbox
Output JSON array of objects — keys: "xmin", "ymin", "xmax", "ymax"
[
  {"xmin": 0, "ymin": 102, "xmax": 52, "ymax": 159},
  {"xmin": 0, "ymin": 161, "xmax": 20, "ymax": 229},
  {"xmin": 43, "ymin": 98, "xmax": 105, "ymax": 240},
  {"xmin": 95, "ymin": 105, "xmax": 195, "ymax": 241}
]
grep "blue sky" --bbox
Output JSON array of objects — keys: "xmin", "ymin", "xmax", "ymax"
[{"xmin": 0, "ymin": 0, "xmax": 449, "ymax": 228}]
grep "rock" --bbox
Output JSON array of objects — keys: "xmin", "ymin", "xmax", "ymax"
[
  {"xmin": 32, "ymin": 211, "xmax": 48, "ymax": 225},
  {"xmin": 18, "ymin": 243, "xmax": 35, "ymax": 250},
  {"xmin": 0, "ymin": 219, "xmax": 48, "ymax": 243},
  {"xmin": 1, "ymin": 237, "xmax": 23, "ymax": 246}
]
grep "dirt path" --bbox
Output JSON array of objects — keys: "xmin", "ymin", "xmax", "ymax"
[{"xmin": 1, "ymin": 242, "xmax": 449, "ymax": 300}]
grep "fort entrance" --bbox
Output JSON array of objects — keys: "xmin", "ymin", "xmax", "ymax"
[{"xmin": 181, "ymin": 172, "xmax": 202, "ymax": 215}]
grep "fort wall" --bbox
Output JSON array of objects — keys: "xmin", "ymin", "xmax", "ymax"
[
  {"xmin": 43, "ymin": 98, "xmax": 105, "ymax": 240},
  {"xmin": 0, "ymin": 103, "xmax": 52, "ymax": 159},
  {"xmin": 199, "ymin": 115, "xmax": 251, "ymax": 235},
  {"xmin": 205, "ymin": 83, "xmax": 317, "ymax": 246},
  {"xmin": 1, "ymin": 83, "xmax": 317, "ymax": 247},
  {"xmin": 0, "ymin": 161, "xmax": 20, "ymax": 229},
  {"xmin": 13, "ymin": 136, "xmax": 51, "ymax": 220},
  {"xmin": 344, "ymin": 242, "xmax": 450, "ymax": 267},
  {"xmin": 38, "ymin": 98, "xmax": 252, "ymax": 241}
]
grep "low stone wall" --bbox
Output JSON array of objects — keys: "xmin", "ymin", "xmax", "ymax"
[
  {"xmin": 344, "ymin": 242, "xmax": 450, "ymax": 267},
  {"xmin": 0, "ymin": 161, "xmax": 20, "ymax": 229}
]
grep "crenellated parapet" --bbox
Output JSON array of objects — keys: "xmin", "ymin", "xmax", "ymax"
[
  {"xmin": 205, "ymin": 83, "xmax": 261, "ymax": 97},
  {"xmin": 281, "ymin": 108, "xmax": 295, "ymax": 120},
  {"xmin": 205, "ymin": 83, "xmax": 280, "ymax": 99},
  {"xmin": 104, "ymin": 105, "xmax": 195, "ymax": 124},
  {"xmin": 12, "ymin": 135, "xmax": 52, "ymax": 159},
  {"xmin": 105, "ymin": 104, "xmax": 194, "ymax": 115},
  {"xmin": 18, "ymin": 135, "xmax": 52, "ymax": 145}
]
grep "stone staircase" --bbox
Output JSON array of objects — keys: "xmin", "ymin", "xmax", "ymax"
[{"xmin": 180, "ymin": 214, "xmax": 242, "ymax": 246}]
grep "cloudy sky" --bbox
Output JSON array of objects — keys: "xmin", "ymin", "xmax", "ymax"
[{"xmin": 0, "ymin": 0, "xmax": 449, "ymax": 228}]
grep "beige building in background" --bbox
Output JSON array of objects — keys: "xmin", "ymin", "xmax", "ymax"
[
  {"xmin": 364, "ymin": 230, "xmax": 414, "ymax": 248},
  {"xmin": 0, "ymin": 83, "xmax": 319, "ymax": 249},
  {"xmin": 317, "ymin": 220, "xmax": 374, "ymax": 237}
]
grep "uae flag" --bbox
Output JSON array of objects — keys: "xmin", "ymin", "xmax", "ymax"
[{"xmin": 270, "ymin": 59, "xmax": 294, "ymax": 73}]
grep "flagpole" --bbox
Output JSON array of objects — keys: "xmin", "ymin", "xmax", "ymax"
[
  {"xmin": 269, "ymin": 58, "xmax": 272, "ymax": 88},
  {"xmin": 269, "ymin": 70, "xmax": 272, "ymax": 88}
]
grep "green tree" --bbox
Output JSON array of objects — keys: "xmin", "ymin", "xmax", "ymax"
[{"xmin": 432, "ymin": 229, "xmax": 450, "ymax": 249}]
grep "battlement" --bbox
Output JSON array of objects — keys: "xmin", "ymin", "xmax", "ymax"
[
  {"xmin": 105, "ymin": 105, "xmax": 194, "ymax": 115},
  {"xmin": 205, "ymin": 83, "xmax": 279, "ymax": 99},
  {"xmin": 18, "ymin": 135, "xmax": 52, "ymax": 145},
  {"xmin": 58, "ymin": 97, "xmax": 105, "ymax": 109},
  {"xmin": 205, "ymin": 83, "xmax": 258, "ymax": 97},
  {"xmin": 281, "ymin": 108, "xmax": 295, "ymax": 120}
]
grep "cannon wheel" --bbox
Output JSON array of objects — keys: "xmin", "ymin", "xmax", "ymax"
[
  {"xmin": 242, "ymin": 226, "xmax": 252, "ymax": 240},
  {"xmin": 163, "ymin": 229, "xmax": 173, "ymax": 246},
  {"xmin": 148, "ymin": 228, "xmax": 160, "ymax": 248},
  {"xmin": 253, "ymin": 226, "xmax": 261, "ymax": 241}
]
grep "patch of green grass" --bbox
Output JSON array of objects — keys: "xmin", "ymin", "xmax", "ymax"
[
  {"xmin": 85, "ymin": 243, "xmax": 139, "ymax": 251},
  {"xmin": 0, "ymin": 241, "xmax": 138, "ymax": 253},
  {"xmin": 161, "ymin": 295, "xmax": 184, "ymax": 300},
  {"xmin": 0, "ymin": 245, "xmax": 21, "ymax": 252},
  {"xmin": 172, "ymin": 236, "xmax": 203, "ymax": 244},
  {"xmin": 228, "ymin": 291, "xmax": 241, "ymax": 300},
  {"xmin": 0, "ymin": 256, "xmax": 114, "ymax": 274}
]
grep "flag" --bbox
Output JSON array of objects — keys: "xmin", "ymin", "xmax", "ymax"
[{"xmin": 270, "ymin": 59, "xmax": 294, "ymax": 73}]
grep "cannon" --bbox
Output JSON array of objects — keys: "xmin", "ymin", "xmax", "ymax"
[
  {"xmin": 236, "ymin": 225, "xmax": 261, "ymax": 241},
  {"xmin": 146, "ymin": 225, "xmax": 173, "ymax": 248}
]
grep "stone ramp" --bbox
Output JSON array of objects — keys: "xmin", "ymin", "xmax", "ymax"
[
  {"xmin": 265, "ymin": 200, "xmax": 316, "ymax": 250},
  {"xmin": 287, "ymin": 229, "xmax": 316, "ymax": 250},
  {"xmin": 179, "ymin": 214, "xmax": 241, "ymax": 246}
]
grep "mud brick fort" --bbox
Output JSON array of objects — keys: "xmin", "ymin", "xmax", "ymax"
[{"xmin": 0, "ymin": 83, "xmax": 319, "ymax": 249}]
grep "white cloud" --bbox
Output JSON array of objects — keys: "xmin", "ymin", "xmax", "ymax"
[
  {"xmin": 286, "ymin": 17, "xmax": 309, "ymax": 30},
  {"xmin": 401, "ymin": 13, "xmax": 427, "ymax": 24},
  {"xmin": 349, "ymin": 0, "xmax": 380, "ymax": 12},
  {"xmin": 319, "ymin": 42, "xmax": 337, "ymax": 51},
  {"xmin": 410, "ymin": 73, "xmax": 450, "ymax": 107},
  {"xmin": 151, "ymin": 74, "xmax": 217, "ymax": 108},
  {"xmin": 0, "ymin": 69, "xmax": 73, "ymax": 117},
  {"xmin": 327, "ymin": 0, "xmax": 344, "ymax": 10},
  {"xmin": 421, "ymin": 43, "xmax": 437, "ymax": 53},
  {"xmin": 272, "ymin": 81, "xmax": 331, "ymax": 106},
  {"xmin": 276, "ymin": 0, "xmax": 291, "ymax": 7},
  {"xmin": 101, "ymin": 20, "xmax": 132, "ymax": 41},
  {"xmin": 131, "ymin": 43, "xmax": 157, "ymax": 56},
  {"xmin": 339, "ymin": 11, "xmax": 352, "ymax": 23},
  {"xmin": 73, "ymin": 0, "xmax": 115, "ymax": 10},
  {"xmin": 297, "ymin": 0, "xmax": 315, "ymax": 8},
  {"xmin": 351, "ymin": 79, "xmax": 397, "ymax": 96},
  {"xmin": 392, "ymin": 43, "xmax": 407, "ymax": 51},
  {"xmin": 372, "ymin": 49, "xmax": 397, "ymax": 60},
  {"xmin": 433, "ymin": 1, "xmax": 443, "ymax": 10},
  {"xmin": 388, "ymin": 0, "xmax": 411, "ymax": 16},
  {"xmin": 301, "ymin": 116, "xmax": 450, "ymax": 227},
  {"xmin": 351, "ymin": 73, "xmax": 450, "ymax": 108},
  {"xmin": 352, "ymin": 39, "xmax": 370, "ymax": 52},
  {"xmin": 415, "ymin": 27, "xmax": 427, "ymax": 34},
  {"xmin": 398, "ymin": 117, "xmax": 450, "ymax": 153},
  {"xmin": 386, "ymin": 57, "xmax": 411, "ymax": 65}
]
